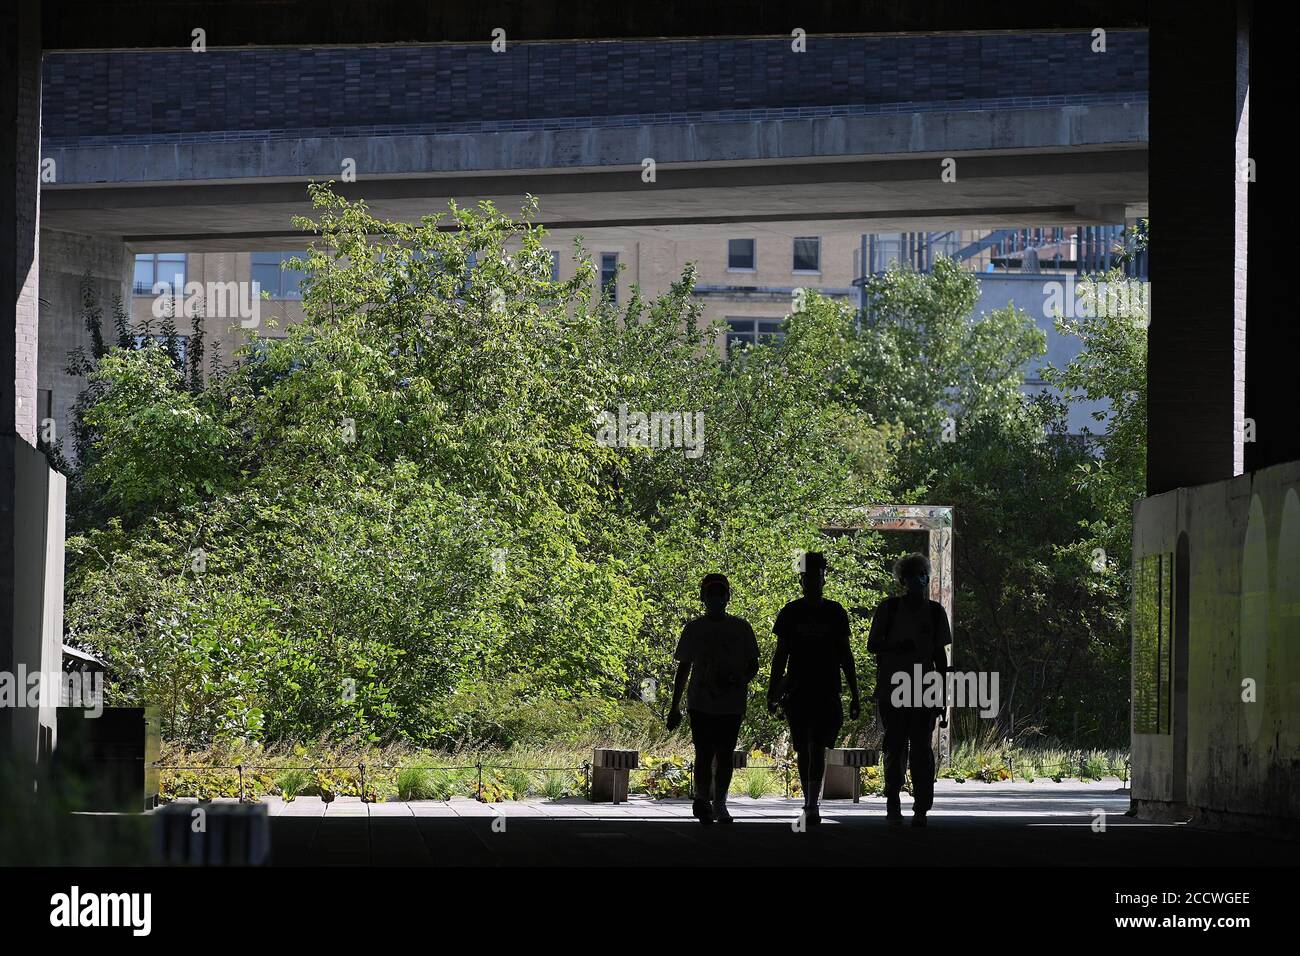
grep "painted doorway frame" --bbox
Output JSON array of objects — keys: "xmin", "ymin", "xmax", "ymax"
[{"xmin": 822, "ymin": 504, "xmax": 955, "ymax": 765}]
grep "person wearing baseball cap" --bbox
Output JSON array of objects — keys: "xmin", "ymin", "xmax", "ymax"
[{"xmin": 667, "ymin": 572, "xmax": 760, "ymax": 824}]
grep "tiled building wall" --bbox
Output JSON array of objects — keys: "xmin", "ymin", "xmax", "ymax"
[{"xmin": 42, "ymin": 33, "xmax": 1148, "ymax": 144}]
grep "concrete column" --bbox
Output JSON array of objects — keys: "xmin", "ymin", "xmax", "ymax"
[
  {"xmin": 1147, "ymin": 1, "xmax": 1250, "ymax": 494},
  {"xmin": 1244, "ymin": 4, "xmax": 1300, "ymax": 472},
  {"xmin": 1, "ymin": 0, "xmax": 43, "ymax": 755},
  {"xmin": 1, "ymin": 0, "xmax": 40, "ymax": 446},
  {"xmin": 37, "ymin": 230, "xmax": 132, "ymax": 465}
]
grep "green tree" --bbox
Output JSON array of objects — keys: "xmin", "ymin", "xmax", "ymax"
[
  {"xmin": 65, "ymin": 187, "xmax": 896, "ymax": 747},
  {"xmin": 62, "ymin": 191, "xmax": 1145, "ymax": 751},
  {"xmin": 843, "ymin": 259, "xmax": 1136, "ymax": 744}
]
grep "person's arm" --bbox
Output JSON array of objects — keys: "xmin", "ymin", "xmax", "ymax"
[
  {"xmin": 667, "ymin": 659, "xmax": 690, "ymax": 730},
  {"xmin": 767, "ymin": 633, "xmax": 789, "ymax": 713},
  {"xmin": 668, "ymin": 626, "xmax": 693, "ymax": 730},
  {"xmin": 866, "ymin": 598, "xmax": 891, "ymax": 654},
  {"xmin": 743, "ymin": 624, "xmax": 760, "ymax": 683},
  {"xmin": 841, "ymin": 609, "xmax": 860, "ymax": 719},
  {"xmin": 842, "ymin": 652, "xmax": 860, "ymax": 718},
  {"xmin": 933, "ymin": 602, "xmax": 953, "ymax": 725}
]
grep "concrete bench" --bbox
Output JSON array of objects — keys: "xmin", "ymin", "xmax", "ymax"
[
  {"xmin": 152, "ymin": 801, "xmax": 270, "ymax": 865},
  {"xmin": 823, "ymin": 748, "xmax": 878, "ymax": 802},
  {"xmin": 590, "ymin": 749, "xmax": 639, "ymax": 803},
  {"xmin": 52, "ymin": 706, "xmax": 161, "ymax": 812}
]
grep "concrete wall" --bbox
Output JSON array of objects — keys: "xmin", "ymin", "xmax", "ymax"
[
  {"xmin": 1, "ymin": 0, "xmax": 44, "ymax": 763},
  {"xmin": 37, "ymin": 229, "xmax": 129, "ymax": 463},
  {"xmin": 1132, "ymin": 458, "xmax": 1300, "ymax": 832},
  {"xmin": 7, "ymin": 436, "xmax": 65, "ymax": 771}
]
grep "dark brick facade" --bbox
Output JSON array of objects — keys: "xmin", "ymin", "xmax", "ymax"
[{"xmin": 43, "ymin": 32, "xmax": 1147, "ymax": 141}]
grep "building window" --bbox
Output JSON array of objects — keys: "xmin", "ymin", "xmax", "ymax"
[
  {"xmin": 600, "ymin": 253, "xmax": 618, "ymax": 303},
  {"xmin": 793, "ymin": 237, "xmax": 821, "ymax": 273},
  {"xmin": 133, "ymin": 253, "xmax": 187, "ymax": 295},
  {"xmin": 725, "ymin": 318, "xmax": 785, "ymax": 356},
  {"xmin": 251, "ymin": 251, "xmax": 307, "ymax": 299},
  {"xmin": 550, "ymin": 251, "xmax": 561, "ymax": 282},
  {"xmin": 728, "ymin": 239, "xmax": 756, "ymax": 271}
]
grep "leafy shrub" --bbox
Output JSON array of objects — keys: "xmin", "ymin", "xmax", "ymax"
[
  {"xmin": 309, "ymin": 768, "xmax": 363, "ymax": 800},
  {"xmin": 638, "ymin": 755, "xmax": 693, "ymax": 799},
  {"xmin": 860, "ymin": 765, "xmax": 884, "ymax": 796},
  {"xmin": 64, "ymin": 189, "xmax": 898, "ymax": 751},
  {"xmin": 479, "ymin": 780, "xmax": 517, "ymax": 803}
]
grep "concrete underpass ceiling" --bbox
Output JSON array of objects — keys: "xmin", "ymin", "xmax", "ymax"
[
  {"xmin": 41, "ymin": 97, "xmax": 1148, "ymax": 248},
  {"xmin": 42, "ymin": 149, "xmax": 1147, "ymax": 251}
]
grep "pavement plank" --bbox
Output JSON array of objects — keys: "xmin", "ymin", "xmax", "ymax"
[{"xmin": 258, "ymin": 782, "xmax": 1291, "ymax": 867}]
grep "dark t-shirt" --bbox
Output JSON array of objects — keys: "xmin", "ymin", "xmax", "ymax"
[
  {"xmin": 772, "ymin": 597, "xmax": 853, "ymax": 710},
  {"xmin": 674, "ymin": 614, "xmax": 760, "ymax": 715},
  {"xmin": 866, "ymin": 596, "xmax": 952, "ymax": 701}
]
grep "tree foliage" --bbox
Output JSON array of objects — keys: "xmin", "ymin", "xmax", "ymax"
[
  {"xmin": 61, "ymin": 190, "xmax": 1147, "ymax": 749},
  {"xmin": 64, "ymin": 188, "xmax": 893, "ymax": 747}
]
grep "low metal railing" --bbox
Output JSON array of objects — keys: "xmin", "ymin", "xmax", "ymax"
[{"xmin": 153, "ymin": 750, "xmax": 1128, "ymax": 803}]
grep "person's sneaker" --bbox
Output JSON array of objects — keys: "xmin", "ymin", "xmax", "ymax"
[
  {"xmin": 693, "ymin": 799, "xmax": 715, "ymax": 824},
  {"xmin": 713, "ymin": 802, "xmax": 734, "ymax": 824},
  {"xmin": 886, "ymin": 798, "xmax": 904, "ymax": 826},
  {"xmin": 911, "ymin": 812, "xmax": 928, "ymax": 828},
  {"xmin": 804, "ymin": 805, "xmax": 821, "ymax": 826}
]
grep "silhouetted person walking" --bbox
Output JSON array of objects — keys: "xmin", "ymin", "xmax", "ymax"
[
  {"xmin": 768, "ymin": 552, "xmax": 860, "ymax": 825},
  {"xmin": 867, "ymin": 553, "xmax": 951, "ymax": 827},
  {"xmin": 668, "ymin": 573, "xmax": 760, "ymax": 825}
]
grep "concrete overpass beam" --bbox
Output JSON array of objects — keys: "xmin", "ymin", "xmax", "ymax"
[
  {"xmin": 1147, "ymin": 2, "xmax": 1249, "ymax": 494},
  {"xmin": 1072, "ymin": 204, "xmax": 1130, "ymax": 224}
]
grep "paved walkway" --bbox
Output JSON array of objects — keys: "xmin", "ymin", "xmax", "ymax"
[{"xmin": 200, "ymin": 780, "xmax": 1297, "ymax": 866}]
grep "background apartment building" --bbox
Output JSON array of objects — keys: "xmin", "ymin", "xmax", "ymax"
[
  {"xmin": 125, "ymin": 223, "xmax": 1144, "ymax": 355},
  {"xmin": 38, "ymin": 223, "xmax": 1142, "ymax": 463}
]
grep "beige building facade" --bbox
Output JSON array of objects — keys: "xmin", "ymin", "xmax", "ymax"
[
  {"xmin": 121, "ymin": 228, "xmax": 1021, "ymax": 362},
  {"xmin": 39, "ymin": 225, "xmax": 1112, "ymax": 463},
  {"xmin": 124, "ymin": 232, "xmax": 870, "ymax": 374}
]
